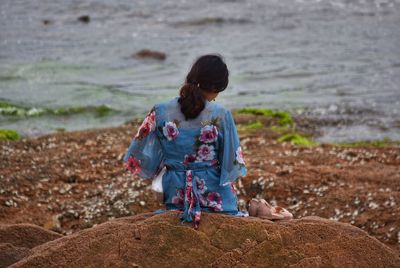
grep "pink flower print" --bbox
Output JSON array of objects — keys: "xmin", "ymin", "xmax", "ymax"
[
  {"xmin": 194, "ymin": 211, "xmax": 201, "ymax": 229},
  {"xmin": 207, "ymin": 192, "xmax": 223, "ymax": 211},
  {"xmin": 235, "ymin": 146, "xmax": 245, "ymax": 165},
  {"xmin": 211, "ymin": 159, "xmax": 219, "ymax": 168},
  {"xmin": 198, "ymin": 194, "xmax": 208, "ymax": 207},
  {"xmin": 134, "ymin": 110, "xmax": 156, "ymax": 140},
  {"xmin": 230, "ymin": 181, "xmax": 236, "ymax": 194},
  {"xmin": 171, "ymin": 188, "xmax": 184, "ymax": 205},
  {"xmin": 185, "ymin": 170, "xmax": 193, "ymax": 187},
  {"xmin": 196, "ymin": 144, "xmax": 215, "ymax": 161},
  {"xmin": 199, "ymin": 125, "xmax": 218, "ymax": 143},
  {"xmin": 185, "ymin": 170, "xmax": 193, "ymax": 209},
  {"xmin": 163, "ymin": 121, "xmax": 179, "ymax": 141},
  {"xmin": 125, "ymin": 156, "xmax": 141, "ymax": 175},
  {"xmin": 183, "ymin": 154, "xmax": 197, "ymax": 166},
  {"xmin": 207, "ymin": 192, "xmax": 222, "ymax": 204},
  {"xmin": 195, "ymin": 176, "xmax": 207, "ymax": 194}
]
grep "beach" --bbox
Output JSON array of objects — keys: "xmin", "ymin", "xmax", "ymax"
[
  {"xmin": 1, "ymin": 0, "xmax": 400, "ymax": 142},
  {"xmin": 1, "ymin": 114, "xmax": 399, "ymax": 255},
  {"xmin": 1, "ymin": 0, "xmax": 400, "ymax": 265}
]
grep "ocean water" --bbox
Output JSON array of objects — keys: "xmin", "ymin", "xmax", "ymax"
[{"xmin": 0, "ymin": 0, "xmax": 399, "ymax": 142}]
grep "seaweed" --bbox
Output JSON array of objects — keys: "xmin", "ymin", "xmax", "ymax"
[
  {"xmin": 0, "ymin": 99, "xmax": 114, "ymax": 117},
  {"xmin": 0, "ymin": 129, "xmax": 20, "ymax": 141},
  {"xmin": 244, "ymin": 121, "xmax": 264, "ymax": 130},
  {"xmin": 277, "ymin": 133, "xmax": 316, "ymax": 146},
  {"xmin": 236, "ymin": 107, "xmax": 294, "ymax": 126}
]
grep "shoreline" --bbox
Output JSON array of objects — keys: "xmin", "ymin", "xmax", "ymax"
[
  {"xmin": 2, "ymin": 107, "xmax": 400, "ymax": 146},
  {"xmin": 1, "ymin": 115, "xmax": 399, "ymax": 254}
]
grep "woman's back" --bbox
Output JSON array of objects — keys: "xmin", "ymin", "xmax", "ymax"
[
  {"xmin": 124, "ymin": 96, "xmax": 247, "ymax": 228},
  {"xmin": 123, "ymin": 54, "xmax": 246, "ymax": 228},
  {"xmin": 156, "ymin": 96, "xmax": 224, "ymax": 165}
]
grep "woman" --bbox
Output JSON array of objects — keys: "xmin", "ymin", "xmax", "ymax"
[{"xmin": 123, "ymin": 54, "xmax": 291, "ymax": 229}]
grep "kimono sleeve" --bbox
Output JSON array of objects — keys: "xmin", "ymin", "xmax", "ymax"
[
  {"xmin": 123, "ymin": 106, "xmax": 164, "ymax": 180},
  {"xmin": 218, "ymin": 109, "xmax": 247, "ymax": 186}
]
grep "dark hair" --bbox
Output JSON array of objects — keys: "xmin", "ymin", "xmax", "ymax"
[{"xmin": 178, "ymin": 54, "xmax": 229, "ymax": 120}]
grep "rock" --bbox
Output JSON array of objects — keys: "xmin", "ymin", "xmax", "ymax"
[
  {"xmin": 0, "ymin": 243, "xmax": 31, "ymax": 268},
  {"xmin": 0, "ymin": 224, "xmax": 62, "ymax": 249},
  {"xmin": 10, "ymin": 212, "xmax": 400, "ymax": 268},
  {"xmin": 43, "ymin": 214, "xmax": 61, "ymax": 231},
  {"xmin": 0, "ymin": 224, "xmax": 62, "ymax": 267},
  {"xmin": 77, "ymin": 15, "xmax": 90, "ymax": 23},
  {"xmin": 42, "ymin": 19, "xmax": 52, "ymax": 25},
  {"xmin": 134, "ymin": 49, "xmax": 166, "ymax": 60}
]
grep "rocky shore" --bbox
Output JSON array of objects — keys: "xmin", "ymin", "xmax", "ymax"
[
  {"xmin": 4, "ymin": 211, "xmax": 400, "ymax": 267},
  {"xmin": 1, "ymin": 113, "xmax": 399, "ymax": 265}
]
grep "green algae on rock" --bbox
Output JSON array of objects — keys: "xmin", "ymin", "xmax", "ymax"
[
  {"xmin": 269, "ymin": 125, "xmax": 291, "ymax": 134},
  {"xmin": 0, "ymin": 100, "xmax": 113, "ymax": 118},
  {"xmin": 0, "ymin": 129, "xmax": 20, "ymax": 140},
  {"xmin": 94, "ymin": 105, "xmax": 113, "ymax": 117},
  {"xmin": 243, "ymin": 121, "xmax": 264, "ymax": 130},
  {"xmin": 277, "ymin": 133, "xmax": 316, "ymax": 146},
  {"xmin": 233, "ymin": 108, "xmax": 318, "ymax": 146},
  {"xmin": 236, "ymin": 107, "xmax": 294, "ymax": 126}
]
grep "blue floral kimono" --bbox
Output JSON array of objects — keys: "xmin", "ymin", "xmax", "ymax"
[{"xmin": 123, "ymin": 96, "xmax": 247, "ymax": 228}]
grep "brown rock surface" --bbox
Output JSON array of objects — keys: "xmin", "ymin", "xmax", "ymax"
[
  {"xmin": 0, "ymin": 120, "xmax": 399, "ymax": 255},
  {"xmin": 0, "ymin": 224, "xmax": 62, "ymax": 267},
  {"xmin": 134, "ymin": 49, "xmax": 166, "ymax": 60},
  {"xmin": 10, "ymin": 211, "xmax": 400, "ymax": 268}
]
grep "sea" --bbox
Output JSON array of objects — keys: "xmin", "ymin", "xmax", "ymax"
[{"xmin": 1, "ymin": 0, "xmax": 399, "ymax": 142}]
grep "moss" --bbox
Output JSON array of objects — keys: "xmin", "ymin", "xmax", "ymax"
[
  {"xmin": 50, "ymin": 107, "xmax": 85, "ymax": 115},
  {"xmin": 237, "ymin": 121, "xmax": 264, "ymax": 135},
  {"xmin": 0, "ymin": 99, "xmax": 113, "ymax": 117},
  {"xmin": 277, "ymin": 133, "xmax": 316, "ymax": 146},
  {"xmin": 0, "ymin": 101, "xmax": 12, "ymax": 108},
  {"xmin": 0, "ymin": 101, "xmax": 27, "ymax": 116},
  {"xmin": 244, "ymin": 121, "xmax": 264, "ymax": 130},
  {"xmin": 95, "ymin": 105, "xmax": 112, "ymax": 117},
  {"xmin": 55, "ymin": 128, "xmax": 66, "ymax": 133},
  {"xmin": 236, "ymin": 107, "xmax": 294, "ymax": 126},
  {"xmin": 0, "ymin": 129, "xmax": 21, "ymax": 140},
  {"xmin": 270, "ymin": 125, "xmax": 291, "ymax": 134}
]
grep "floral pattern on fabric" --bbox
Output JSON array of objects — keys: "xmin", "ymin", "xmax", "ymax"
[
  {"xmin": 125, "ymin": 156, "xmax": 142, "ymax": 175},
  {"xmin": 183, "ymin": 154, "xmax": 197, "ymax": 166},
  {"xmin": 171, "ymin": 188, "xmax": 184, "ymax": 205},
  {"xmin": 134, "ymin": 108, "xmax": 156, "ymax": 140},
  {"xmin": 234, "ymin": 146, "xmax": 245, "ymax": 165},
  {"xmin": 199, "ymin": 125, "xmax": 218, "ymax": 143},
  {"xmin": 123, "ymin": 97, "xmax": 248, "ymax": 229},
  {"xmin": 205, "ymin": 192, "xmax": 223, "ymax": 211},
  {"xmin": 230, "ymin": 181, "xmax": 237, "ymax": 194},
  {"xmin": 194, "ymin": 211, "xmax": 201, "ymax": 229},
  {"xmin": 173, "ymin": 176, "xmax": 224, "ymax": 214},
  {"xmin": 195, "ymin": 176, "xmax": 207, "ymax": 194},
  {"xmin": 182, "ymin": 123, "xmax": 221, "ymax": 166},
  {"xmin": 196, "ymin": 144, "xmax": 215, "ymax": 161},
  {"xmin": 163, "ymin": 121, "xmax": 180, "ymax": 141}
]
